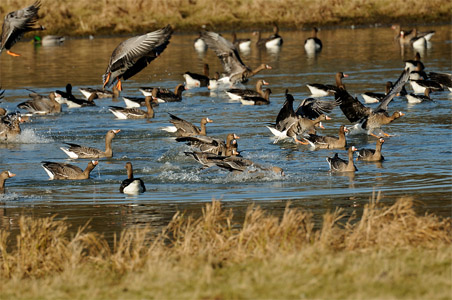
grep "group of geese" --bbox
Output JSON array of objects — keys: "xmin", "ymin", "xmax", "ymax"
[{"xmin": 1, "ymin": 2, "xmax": 451, "ymax": 193}]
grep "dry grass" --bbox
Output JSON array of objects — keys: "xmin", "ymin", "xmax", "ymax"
[
  {"xmin": 0, "ymin": 0, "xmax": 450, "ymax": 35},
  {"xmin": 0, "ymin": 196, "xmax": 451, "ymax": 299}
]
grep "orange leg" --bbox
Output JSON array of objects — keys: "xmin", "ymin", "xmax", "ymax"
[
  {"xmin": 6, "ymin": 50, "xmax": 21, "ymax": 57},
  {"xmin": 294, "ymin": 137, "xmax": 308, "ymax": 145},
  {"xmin": 115, "ymin": 79, "xmax": 122, "ymax": 91},
  {"xmin": 103, "ymin": 72, "xmax": 111, "ymax": 88}
]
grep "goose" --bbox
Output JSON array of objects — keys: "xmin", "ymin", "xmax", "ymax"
[
  {"xmin": 400, "ymin": 30, "xmax": 426, "ymax": 48},
  {"xmin": 362, "ymin": 81, "xmax": 393, "ymax": 103},
  {"xmin": 79, "ymin": 86, "xmax": 120, "ymax": 100},
  {"xmin": 404, "ymin": 52, "xmax": 425, "ymax": 72},
  {"xmin": 226, "ymin": 79, "xmax": 269, "ymax": 100},
  {"xmin": 336, "ymin": 69, "xmax": 409, "ymax": 137},
  {"xmin": 60, "ymin": 129, "xmax": 120, "ymax": 159},
  {"xmin": 0, "ymin": 113, "xmax": 23, "ymax": 141},
  {"xmin": 41, "ymin": 160, "xmax": 98, "ymax": 180},
  {"xmin": 62, "ymin": 92, "xmax": 98, "ymax": 108},
  {"xmin": 303, "ymin": 125, "xmax": 348, "ymax": 149},
  {"xmin": 122, "ymin": 93, "xmax": 160, "ymax": 108},
  {"xmin": 139, "ymin": 84, "xmax": 185, "ymax": 102},
  {"xmin": 162, "ymin": 114, "xmax": 212, "ymax": 137},
  {"xmin": 406, "ymin": 88, "xmax": 433, "ymax": 104},
  {"xmin": 327, "ymin": 146, "xmax": 358, "ymax": 172},
  {"xmin": 356, "ymin": 138, "xmax": 385, "ymax": 162},
  {"xmin": 119, "ymin": 162, "xmax": 146, "ymax": 194},
  {"xmin": 109, "ymin": 95, "xmax": 155, "ymax": 119},
  {"xmin": 393, "ymin": 25, "xmax": 435, "ymax": 42},
  {"xmin": 183, "ymin": 64, "xmax": 210, "ymax": 88},
  {"xmin": 17, "ymin": 92, "xmax": 61, "ymax": 114},
  {"xmin": 254, "ymin": 25, "xmax": 283, "ymax": 49},
  {"xmin": 232, "ymin": 32, "xmax": 251, "ymax": 51},
  {"xmin": 410, "ymin": 78, "xmax": 443, "ymax": 94},
  {"xmin": 102, "ymin": 25, "xmax": 173, "ymax": 91},
  {"xmin": 213, "ymin": 155, "xmax": 284, "ymax": 175},
  {"xmin": 304, "ymin": 27, "xmax": 322, "ymax": 52},
  {"xmin": 0, "ymin": 1, "xmax": 45, "ymax": 57},
  {"xmin": 428, "ymin": 72, "xmax": 452, "ymax": 92},
  {"xmin": 0, "ymin": 171, "xmax": 15, "ymax": 192},
  {"xmin": 200, "ymin": 30, "xmax": 272, "ymax": 85},
  {"xmin": 240, "ymin": 88, "xmax": 271, "ymax": 105},
  {"xmin": 267, "ymin": 91, "xmax": 336, "ymax": 143},
  {"xmin": 193, "ymin": 32, "xmax": 207, "ymax": 52},
  {"xmin": 306, "ymin": 72, "xmax": 348, "ymax": 97},
  {"xmin": 185, "ymin": 140, "xmax": 240, "ymax": 169},
  {"xmin": 176, "ymin": 133, "xmax": 239, "ymax": 155}
]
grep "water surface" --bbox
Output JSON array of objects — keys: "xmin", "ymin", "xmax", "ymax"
[{"xmin": 0, "ymin": 25, "xmax": 451, "ymax": 240}]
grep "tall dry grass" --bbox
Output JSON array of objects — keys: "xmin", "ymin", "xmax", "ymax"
[
  {"xmin": 0, "ymin": 196, "xmax": 450, "ymax": 280},
  {"xmin": 0, "ymin": 0, "xmax": 450, "ymax": 35}
]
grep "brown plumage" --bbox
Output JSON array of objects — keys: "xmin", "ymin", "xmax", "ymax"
[
  {"xmin": 41, "ymin": 160, "xmax": 98, "ymax": 180},
  {"xmin": 304, "ymin": 125, "xmax": 348, "ymax": 149},
  {"xmin": 168, "ymin": 114, "xmax": 213, "ymax": 137},
  {"xmin": 327, "ymin": 146, "xmax": 358, "ymax": 172},
  {"xmin": 0, "ymin": 170, "xmax": 15, "ymax": 191},
  {"xmin": 357, "ymin": 138, "xmax": 385, "ymax": 162},
  {"xmin": 60, "ymin": 129, "xmax": 121, "ymax": 159}
]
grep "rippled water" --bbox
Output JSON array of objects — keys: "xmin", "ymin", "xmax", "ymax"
[{"xmin": 0, "ymin": 25, "xmax": 451, "ymax": 240}]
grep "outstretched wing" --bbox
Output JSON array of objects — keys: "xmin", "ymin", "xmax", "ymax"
[
  {"xmin": 296, "ymin": 97, "xmax": 339, "ymax": 119},
  {"xmin": 376, "ymin": 69, "xmax": 410, "ymax": 112},
  {"xmin": 200, "ymin": 31, "xmax": 249, "ymax": 77},
  {"xmin": 1, "ymin": 1, "xmax": 42, "ymax": 51}
]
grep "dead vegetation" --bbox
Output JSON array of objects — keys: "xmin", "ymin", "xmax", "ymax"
[{"xmin": 0, "ymin": 0, "xmax": 450, "ymax": 35}]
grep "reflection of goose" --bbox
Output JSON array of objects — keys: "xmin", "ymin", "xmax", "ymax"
[
  {"xmin": 60, "ymin": 129, "xmax": 120, "ymax": 159},
  {"xmin": 42, "ymin": 160, "xmax": 98, "ymax": 180},
  {"xmin": 0, "ymin": 1, "xmax": 44, "ymax": 57},
  {"xmin": 304, "ymin": 27, "xmax": 322, "ymax": 52},
  {"xmin": 120, "ymin": 162, "xmax": 146, "ymax": 194},
  {"xmin": 102, "ymin": 25, "xmax": 173, "ymax": 91},
  {"xmin": 327, "ymin": 146, "xmax": 358, "ymax": 172},
  {"xmin": 201, "ymin": 30, "xmax": 272, "ymax": 84}
]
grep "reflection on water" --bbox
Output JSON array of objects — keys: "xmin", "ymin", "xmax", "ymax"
[{"xmin": 0, "ymin": 25, "xmax": 451, "ymax": 242}]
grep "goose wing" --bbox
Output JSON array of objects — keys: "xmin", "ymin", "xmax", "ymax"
[
  {"xmin": 1, "ymin": 1, "xmax": 42, "ymax": 52},
  {"xmin": 296, "ymin": 97, "xmax": 338, "ymax": 119},
  {"xmin": 376, "ymin": 69, "xmax": 410, "ymax": 112},
  {"xmin": 200, "ymin": 31, "xmax": 249, "ymax": 77},
  {"xmin": 65, "ymin": 143, "xmax": 103, "ymax": 158},
  {"xmin": 103, "ymin": 25, "xmax": 173, "ymax": 86},
  {"xmin": 336, "ymin": 88, "xmax": 370, "ymax": 123},
  {"xmin": 41, "ymin": 161, "xmax": 83, "ymax": 179}
]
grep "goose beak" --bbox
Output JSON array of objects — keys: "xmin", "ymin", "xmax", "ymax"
[
  {"xmin": 233, "ymin": 134, "xmax": 240, "ymax": 139},
  {"xmin": 262, "ymin": 80, "xmax": 269, "ymax": 85},
  {"xmin": 92, "ymin": 160, "xmax": 99, "ymax": 166},
  {"xmin": 325, "ymin": 115, "xmax": 331, "ymax": 120},
  {"xmin": 343, "ymin": 74, "xmax": 349, "ymax": 78},
  {"xmin": 206, "ymin": 118, "xmax": 213, "ymax": 123},
  {"xmin": 113, "ymin": 129, "xmax": 121, "ymax": 134},
  {"xmin": 8, "ymin": 171, "xmax": 16, "ymax": 177},
  {"xmin": 318, "ymin": 122, "xmax": 325, "ymax": 129}
]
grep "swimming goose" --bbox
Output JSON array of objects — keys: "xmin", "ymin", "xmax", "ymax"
[
  {"xmin": 327, "ymin": 146, "xmax": 358, "ymax": 172},
  {"xmin": 0, "ymin": 1, "xmax": 45, "ymax": 57},
  {"xmin": 185, "ymin": 139, "xmax": 240, "ymax": 169},
  {"xmin": 226, "ymin": 79, "xmax": 269, "ymax": 100},
  {"xmin": 406, "ymin": 88, "xmax": 432, "ymax": 104},
  {"xmin": 122, "ymin": 93, "xmax": 159, "ymax": 108},
  {"xmin": 400, "ymin": 30, "xmax": 426, "ymax": 48},
  {"xmin": 60, "ymin": 129, "xmax": 120, "ymax": 159},
  {"xmin": 404, "ymin": 52, "xmax": 425, "ymax": 73},
  {"xmin": 306, "ymin": 72, "xmax": 348, "ymax": 97},
  {"xmin": 183, "ymin": 63, "xmax": 210, "ymax": 88},
  {"xmin": 254, "ymin": 25, "xmax": 283, "ymax": 49},
  {"xmin": 139, "ymin": 84, "xmax": 185, "ymax": 102},
  {"xmin": 79, "ymin": 86, "xmax": 120, "ymax": 100},
  {"xmin": 336, "ymin": 69, "xmax": 409, "ymax": 137},
  {"xmin": 42, "ymin": 160, "xmax": 98, "ymax": 180},
  {"xmin": 232, "ymin": 32, "xmax": 251, "ymax": 51},
  {"xmin": 304, "ymin": 27, "xmax": 322, "ymax": 52},
  {"xmin": 109, "ymin": 95, "xmax": 154, "ymax": 119},
  {"xmin": 176, "ymin": 133, "xmax": 239, "ymax": 156},
  {"xmin": 55, "ymin": 83, "xmax": 74, "ymax": 101},
  {"xmin": 428, "ymin": 72, "xmax": 452, "ymax": 92},
  {"xmin": 0, "ymin": 170, "xmax": 15, "ymax": 191},
  {"xmin": 213, "ymin": 155, "xmax": 284, "ymax": 175},
  {"xmin": 240, "ymin": 88, "xmax": 271, "ymax": 105},
  {"xmin": 62, "ymin": 92, "xmax": 98, "ymax": 108},
  {"xmin": 357, "ymin": 138, "xmax": 385, "ymax": 162},
  {"xmin": 362, "ymin": 81, "xmax": 393, "ymax": 103},
  {"xmin": 200, "ymin": 30, "xmax": 272, "ymax": 85},
  {"xmin": 193, "ymin": 32, "xmax": 208, "ymax": 52},
  {"xmin": 119, "ymin": 162, "xmax": 146, "ymax": 194},
  {"xmin": 17, "ymin": 92, "xmax": 61, "ymax": 114},
  {"xmin": 102, "ymin": 25, "xmax": 173, "ymax": 91},
  {"xmin": 410, "ymin": 78, "xmax": 443, "ymax": 94},
  {"xmin": 303, "ymin": 125, "xmax": 348, "ymax": 149},
  {"xmin": 394, "ymin": 25, "xmax": 435, "ymax": 43},
  {"xmin": 163, "ymin": 114, "xmax": 212, "ymax": 137}
]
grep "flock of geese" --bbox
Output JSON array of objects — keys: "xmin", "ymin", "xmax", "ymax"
[{"xmin": 0, "ymin": 1, "xmax": 451, "ymax": 194}]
